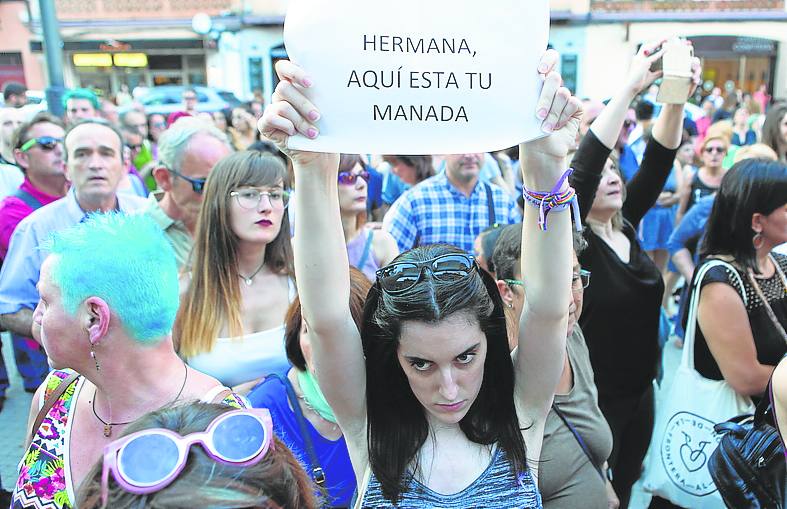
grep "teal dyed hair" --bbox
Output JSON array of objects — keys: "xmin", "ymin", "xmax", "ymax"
[
  {"xmin": 43, "ymin": 213, "xmax": 179, "ymax": 344},
  {"xmin": 62, "ymin": 88, "xmax": 100, "ymax": 110}
]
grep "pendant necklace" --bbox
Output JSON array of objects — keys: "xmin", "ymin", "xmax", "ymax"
[
  {"xmin": 92, "ymin": 362, "xmax": 189, "ymax": 437},
  {"xmin": 238, "ymin": 259, "xmax": 266, "ymax": 286}
]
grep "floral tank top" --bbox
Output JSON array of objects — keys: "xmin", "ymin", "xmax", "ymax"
[{"xmin": 12, "ymin": 369, "xmax": 247, "ymax": 509}]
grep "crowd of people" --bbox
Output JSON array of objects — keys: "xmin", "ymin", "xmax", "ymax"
[{"xmin": 0, "ymin": 37, "xmax": 785, "ymax": 509}]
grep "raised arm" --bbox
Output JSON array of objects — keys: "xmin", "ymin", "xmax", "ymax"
[
  {"xmin": 572, "ymin": 40, "xmax": 666, "ymax": 222},
  {"xmin": 622, "ymin": 46, "xmax": 701, "ymax": 225},
  {"xmin": 514, "ymin": 50, "xmax": 581, "ymax": 423},
  {"xmin": 259, "ymin": 62, "xmax": 368, "ymax": 436}
]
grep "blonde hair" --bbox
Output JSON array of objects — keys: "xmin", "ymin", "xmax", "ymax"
[
  {"xmin": 704, "ymin": 121, "xmax": 733, "ymax": 146},
  {"xmin": 733, "ymin": 143, "xmax": 778, "ymax": 164},
  {"xmin": 175, "ymin": 151, "xmax": 292, "ymax": 357}
]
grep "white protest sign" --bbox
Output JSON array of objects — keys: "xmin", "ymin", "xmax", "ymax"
[{"xmin": 283, "ymin": 0, "xmax": 550, "ymax": 155}]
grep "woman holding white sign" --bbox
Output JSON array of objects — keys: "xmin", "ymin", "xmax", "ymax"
[{"xmin": 259, "ymin": 50, "xmax": 581, "ymax": 508}]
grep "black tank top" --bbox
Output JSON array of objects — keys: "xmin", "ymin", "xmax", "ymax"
[{"xmin": 685, "ymin": 170, "xmax": 718, "ymax": 213}]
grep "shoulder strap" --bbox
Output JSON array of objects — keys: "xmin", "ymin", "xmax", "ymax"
[
  {"xmin": 356, "ymin": 229, "xmax": 374, "ymax": 270},
  {"xmin": 682, "ymin": 259, "xmax": 747, "ymax": 370},
  {"xmin": 31, "ymin": 372, "xmax": 80, "ymax": 442},
  {"xmin": 12, "ymin": 188, "xmax": 45, "ymax": 211},
  {"xmin": 264, "ymin": 373, "xmax": 327, "ymax": 490},
  {"xmin": 551, "ymin": 403, "xmax": 605, "ymax": 481},
  {"xmin": 484, "ymin": 182, "xmax": 496, "ymax": 226}
]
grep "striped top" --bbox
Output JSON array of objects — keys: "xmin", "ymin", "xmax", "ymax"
[{"xmin": 359, "ymin": 446, "xmax": 542, "ymax": 508}]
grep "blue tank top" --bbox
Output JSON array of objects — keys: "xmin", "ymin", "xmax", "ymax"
[
  {"xmin": 359, "ymin": 446, "xmax": 543, "ymax": 508},
  {"xmin": 247, "ymin": 372, "xmax": 356, "ymax": 507}
]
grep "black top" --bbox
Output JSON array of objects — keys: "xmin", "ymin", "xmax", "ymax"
[
  {"xmin": 688, "ymin": 254, "xmax": 787, "ymax": 383},
  {"xmin": 570, "ymin": 131, "xmax": 677, "ymax": 398},
  {"xmin": 685, "ymin": 170, "xmax": 718, "ymax": 213}
]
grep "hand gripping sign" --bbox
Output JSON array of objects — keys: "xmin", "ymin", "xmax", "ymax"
[{"xmin": 284, "ymin": 0, "xmax": 550, "ymax": 155}]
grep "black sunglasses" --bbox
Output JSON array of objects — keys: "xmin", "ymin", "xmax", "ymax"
[
  {"xmin": 166, "ymin": 166, "xmax": 206, "ymax": 194},
  {"xmin": 375, "ymin": 254, "xmax": 476, "ymax": 294},
  {"xmin": 20, "ymin": 136, "xmax": 63, "ymax": 152}
]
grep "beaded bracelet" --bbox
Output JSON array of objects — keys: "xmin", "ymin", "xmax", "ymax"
[{"xmin": 522, "ymin": 168, "xmax": 582, "ymax": 232}]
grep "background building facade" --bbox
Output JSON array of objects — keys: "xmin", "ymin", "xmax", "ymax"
[{"xmin": 0, "ymin": 0, "xmax": 784, "ymax": 103}]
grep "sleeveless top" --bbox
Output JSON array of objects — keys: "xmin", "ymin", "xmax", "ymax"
[
  {"xmin": 247, "ymin": 371, "xmax": 356, "ymax": 507},
  {"xmin": 359, "ymin": 446, "xmax": 543, "ymax": 508},
  {"xmin": 13, "ymin": 369, "xmax": 246, "ymax": 509},
  {"xmin": 346, "ymin": 228, "xmax": 379, "ymax": 282},
  {"xmin": 689, "ymin": 253, "xmax": 787, "ymax": 387},
  {"xmin": 187, "ymin": 279, "xmax": 297, "ymax": 387},
  {"xmin": 685, "ymin": 170, "xmax": 719, "ymax": 213}
]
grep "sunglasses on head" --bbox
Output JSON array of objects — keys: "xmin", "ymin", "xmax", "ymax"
[
  {"xmin": 166, "ymin": 165, "xmax": 206, "ymax": 194},
  {"xmin": 337, "ymin": 170, "xmax": 370, "ymax": 185},
  {"xmin": 20, "ymin": 136, "xmax": 63, "ymax": 152},
  {"xmin": 375, "ymin": 253, "xmax": 476, "ymax": 294},
  {"xmin": 101, "ymin": 408, "xmax": 273, "ymax": 506}
]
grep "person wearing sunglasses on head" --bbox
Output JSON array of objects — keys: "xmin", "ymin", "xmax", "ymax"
[
  {"xmin": 492, "ymin": 224, "xmax": 618, "ymax": 509},
  {"xmin": 336, "ymin": 154, "xmax": 399, "ymax": 281},
  {"xmin": 12, "ymin": 213, "xmax": 247, "ymax": 509},
  {"xmin": 0, "ymin": 113, "xmax": 67, "ymax": 414},
  {"xmin": 0, "ymin": 118, "xmax": 146, "ymax": 358},
  {"xmin": 76, "ymin": 402, "xmax": 318, "ymax": 509},
  {"xmin": 142, "ymin": 117, "xmax": 232, "ymax": 270},
  {"xmin": 175, "ymin": 151, "xmax": 295, "ymax": 395},
  {"xmin": 260, "ymin": 49, "xmax": 581, "ymax": 508}
]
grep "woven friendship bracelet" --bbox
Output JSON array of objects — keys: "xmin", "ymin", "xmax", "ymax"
[{"xmin": 522, "ymin": 168, "xmax": 582, "ymax": 232}]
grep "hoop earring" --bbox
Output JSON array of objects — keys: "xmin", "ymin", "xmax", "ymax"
[
  {"xmin": 753, "ymin": 232, "xmax": 764, "ymax": 250},
  {"xmin": 90, "ymin": 345, "xmax": 101, "ymax": 372}
]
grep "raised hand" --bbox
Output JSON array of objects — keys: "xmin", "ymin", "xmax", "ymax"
[
  {"xmin": 525, "ymin": 49, "xmax": 584, "ymax": 164},
  {"xmin": 258, "ymin": 60, "xmax": 338, "ymax": 168},
  {"xmin": 624, "ymin": 39, "xmax": 667, "ymax": 96}
]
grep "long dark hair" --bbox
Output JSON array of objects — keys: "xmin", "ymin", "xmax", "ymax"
[
  {"xmin": 361, "ymin": 244, "xmax": 527, "ymax": 503},
  {"xmin": 700, "ymin": 158, "xmax": 787, "ymax": 273},
  {"xmin": 762, "ymin": 103, "xmax": 787, "ymax": 161}
]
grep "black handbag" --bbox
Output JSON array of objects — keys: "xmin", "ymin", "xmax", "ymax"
[{"xmin": 708, "ymin": 381, "xmax": 786, "ymax": 509}]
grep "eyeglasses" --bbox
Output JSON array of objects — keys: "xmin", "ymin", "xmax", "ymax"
[
  {"xmin": 704, "ymin": 146, "xmax": 726, "ymax": 154},
  {"xmin": 572, "ymin": 269, "xmax": 591, "ymax": 291},
  {"xmin": 376, "ymin": 253, "xmax": 476, "ymax": 294},
  {"xmin": 101, "ymin": 409, "xmax": 273, "ymax": 506},
  {"xmin": 166, "ymin": 166, "xmax": 206, "ymax": 194},
  {"xmin": 504, "ymin": 279, "xmax": 523, "ymax": 287},
  {"xmin": 337, "ymin": 170, "xmax": 370, "ymax": 185},
  {"xmin": 125, "ymin": 143, "xmax": 142, "ymax": 152},
  {"xmin": 230, "ymin": 188, "xmax": 291, "ymax": 210},
  {"xmin": 20, "ymin": 136, "xmax": 63, "ymax": 152}
]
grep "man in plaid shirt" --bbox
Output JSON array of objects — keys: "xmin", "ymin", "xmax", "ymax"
[{"xmin": 383, "ymin": 153, "xmax": 520, "ymax": 253}]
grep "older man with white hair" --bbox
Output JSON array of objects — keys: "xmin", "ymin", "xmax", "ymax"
[{"xmin": 141, "ymin": 117, "xmax": 232, "ymax": 269}]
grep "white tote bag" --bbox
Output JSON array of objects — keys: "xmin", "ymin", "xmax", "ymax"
[{"xmin": 644, "ymin": 259, "xmax": 755, "ymax": 509}]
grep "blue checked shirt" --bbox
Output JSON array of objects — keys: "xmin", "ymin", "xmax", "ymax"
[{"xmin": 383, "ymin": 173, "xmax": 520, "ymax": 253}]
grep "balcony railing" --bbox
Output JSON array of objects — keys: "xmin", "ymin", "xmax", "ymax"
[
  {"xmin": 56, "ymin": 0, "xmax": 234, "ymax": 19},
  {"xmin": 591, "ymin": 0, "xmax": 784, "ymax": 11}
]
